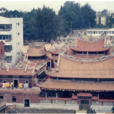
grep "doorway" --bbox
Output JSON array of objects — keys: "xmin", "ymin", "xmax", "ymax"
[
  {"xmin": 24, "ymin": 99, "xmax": 30, "ymax": 107},
  {"xmin": 80, "ymin": 100, "xmax": 89, "ymax": 110},
  {"xmin": 13, "ymin": 80, "xmax": 18, "ymax": 87}
]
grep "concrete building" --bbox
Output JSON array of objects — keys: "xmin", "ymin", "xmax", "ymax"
[
  {"xmin": 87, "ymin": 28, "xmax": 114, "ymax": 37},
  {"xmin": 0, "ymin": 16, "xmax": 23, "ymax": 65},
  {"xmin": 100, "ymin": 15, "xmax": 107, "ymax": 26},
  {"xmin": 96, "ymin": 11, "xmax": 112, "ymax": 26}
]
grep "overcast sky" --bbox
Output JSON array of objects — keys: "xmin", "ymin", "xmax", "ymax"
[{"xmin": 0, "ymin": 0, "xmax": 114, "ymax": 13}]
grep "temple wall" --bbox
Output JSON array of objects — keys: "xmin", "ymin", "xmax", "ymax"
[
  {"xmin": 1, "ymin": 92, "xmax": 114, "ymax": 113},
  {"xmin": 5, "ymin": 98, "xmax": 114, "ymax": 113},
  {"xmin": 0, "ymin": 77, "xmax": 32, "ymax": 86},
  {"xmin": 0, "ymin": 92, "xmax": 39, "ymax": 103},
  {"xmin": 91, "ymin": 101, "xmax": 113, "ymax": 113},
  {"xmin": 91, "ymin": 105, "xmax": 112, "ymax": 113}
]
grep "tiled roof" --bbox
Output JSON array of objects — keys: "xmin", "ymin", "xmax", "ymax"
[
  {"xmin": 0, "ymin": 68, "xmax": 37, "ymax": 76},
  {"xmin": 38, "ymin": 80, "xmax": 114, "ymax": 91},
  {"xmin": 27, "ymin": 46, "xmax": 45, "ymax": 57},
  {"xmin": 71, "ymin": 54, "xmax": 104, "ymax": 59},
  {"xmin": 71, "ymin": 39, "xmax": 111, "ymax": 52},
  {"xmin": 0, "ymin": 88, "xmax": 41, "ymax": 94},
  {"xmin": 28, "ymin": 59, "xmax": 47, "ymax": 64},
  {"xmin": 46, "ymin": 55, "xmax": 114, "ymax": 79}
]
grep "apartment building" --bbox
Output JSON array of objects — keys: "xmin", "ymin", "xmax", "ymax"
[{"xmin": 0, "ymin": 16, "xmax": 23, "ymax": 65}]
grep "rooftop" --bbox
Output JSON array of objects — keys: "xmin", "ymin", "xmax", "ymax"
[
  {"xmin": 71, "ymin": 38, "xmax": 111, "ymax": 52},
  {"xmin": 23, "ymin": 42, "xmax": 46, "ymax": 57},
  {"xmin": 38, "ymin": 79, "xmax": 114, "ymax": 91},
  {"xmin": 0, "ymin": 58, "xmax": 46, "ymax": 76},
  {"xmin": 46, "ymin": 54, "xmax": 114, "ymax": 79}
]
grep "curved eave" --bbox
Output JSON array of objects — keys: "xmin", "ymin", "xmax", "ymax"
[
  {"xmin": 71, "ymin": 47, "xmax": 111, "ymax": 52},
  {"xmin": 48, "ymin": 56, "xmax": 58, "ymax": 60},
  {"xmin": 37, "ymin": 80, "xmax": 114, "ymax": 91},
  {"xmin": 45, "ymin": 55, "xmax": 114, "ymax": 79},
  {"xmin": 28, "ymin": 54, "xmax": 46, "ymax": 57},
  {"xmin": 48, "ymin": 50, "xmax": 59, "ymax": 55},
  {"xmin": 46, "ymin": 72, "xmax": 114, "ymax": 79}
]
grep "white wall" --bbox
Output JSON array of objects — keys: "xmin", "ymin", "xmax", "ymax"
[
  {"xmin": 101, "ymin": 16, "xmax": 107, "ymax": 26},
  {"xmin": 0, "ymin": 16, "xmax": 23, "ymax": 65},
  {"xmin": 86, "ymin": 28, "xmax": 114, "ymax": 37}
]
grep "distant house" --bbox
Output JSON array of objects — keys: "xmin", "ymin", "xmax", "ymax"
[{"xmin": 96, "ymin": 11, "xmax": 112, "ymax": 26}]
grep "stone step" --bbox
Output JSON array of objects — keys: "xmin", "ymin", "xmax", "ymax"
[{"xmin": 77, "ymin": 110, "xmax": 87, "ymax": 113}]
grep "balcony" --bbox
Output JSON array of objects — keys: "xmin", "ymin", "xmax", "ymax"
[
  {"xmin": 0, "ymin": 29, "xmax": 11, "ymax": 31},
  {"xmin": 0, "ymin": 24, "xmax": 12, "ymax": 31},
  {"xmin": 5, "ymin": 50, "xmax": 12, "ymax": 56},
  {"xmin": 4, "ymin": 39, "xmax": 12, "ymax": 45}
]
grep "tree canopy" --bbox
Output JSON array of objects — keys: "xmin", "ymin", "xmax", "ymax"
[{"xmin": 0, "ymin": 2, "xmax": 97, "ymax": 42}]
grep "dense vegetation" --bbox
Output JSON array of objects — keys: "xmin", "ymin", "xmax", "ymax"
[{"xmin": 0, "ymin": 1, "xmax": 108, "ymax": 41}]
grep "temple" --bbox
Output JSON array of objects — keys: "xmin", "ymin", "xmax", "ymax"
[
  {"xmin": 0, "ymin": 35, "xmax": 114, "ymax": 112},
  {"xmin": 68, "ymin": 38, "xmax": 112, "ymax": 58},
  {"xmin": 22, "ymin": 42, "xmax": 47, "ymax": 64},
  {"xmin": 37, "ymin": 36, "xmax": 114, "ymax": 112}
]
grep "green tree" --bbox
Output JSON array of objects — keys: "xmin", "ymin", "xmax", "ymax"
[
  {"xmin": 33, "ymin": 6, "xmax": 65, "ymax": 42},
  {"xmin": 101, "ymin": 9, "xmax": 108, "ymax": 15},
  {"xmin": 81, "ymin": 3, "xmax": 96, "ymax": 28},
  {"xmin": 59, "ymin": 2, "xmax": 81, "ymax": 34}
]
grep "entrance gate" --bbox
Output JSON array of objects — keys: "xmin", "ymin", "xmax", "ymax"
[{"xmin": 80, "ymin": 100, "xmax": 89, "ymax": 110}]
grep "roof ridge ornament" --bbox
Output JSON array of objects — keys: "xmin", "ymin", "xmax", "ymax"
[{"xmin": 62, "ymin": 53, "xmax": 114, "ymax": 63}]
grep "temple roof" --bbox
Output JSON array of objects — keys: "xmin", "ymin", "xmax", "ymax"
[
  {"xmin": 27, "ymin": 46, "xmax": 45, "ymax": 57},
  {"xmin": 0, "ymin": 68, "xmax": 37, "ymax": 76},
  {"xmin": 71, "ymin": 38, "xmax": 111, "ymax": 52},
  {"xmin": 37, "ymin": 80, "xmax": 114, "ymax": 91},
  {"xmin": 46, "ymin": 54, "xmax": 114, "ymax": 79},
  {"xmin": 0, "ymin": 59, "xmax": 46, "ymax": 76}
]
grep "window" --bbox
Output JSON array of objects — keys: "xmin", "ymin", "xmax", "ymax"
[
  {"xmin": 0, "ymin": 35, "xmax": 12, "ymax": 41},
  {"xmin": 12, "ymin": 96, "xmax": 16, "ymax": 102},
  {"xmin": 24, "ymin": 99, "xmax": 30, "ymax": 107},
  {"xmin": 25, "ymin": 81, "xmax": 29, "ymax": 83},
  {"xmin": 3, "ymin": 80, "xmax": 6, "ymax": 83},
  {"xmin": 4, "ymin": 46, "xmax": 12, "ymax": 52},
  {"xmin": 0, "ymin": 96, "xmax": 3, "ymax": 99},
  {"xmin": 5, "ymin": 56, "xmax": 12, "ymax": 63},
  {"xmin": 0, "ymin": 24, "xmax": 12, "ymax": 30},
  {"xmin": 18, "ymin": 23, "xmax": 20, "ymax": 26},
  {"xmin": 18, "ymin": 33, "xmax": 20, "ymax": 36}
]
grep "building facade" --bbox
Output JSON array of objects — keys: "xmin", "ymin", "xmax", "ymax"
[
  {"xmin": 0, "ymin": 16, "xmax": 23, "ymax": 65},
  {"xmin": 87, "ymin": 28, "xmax": 114, "ymax": 37}
]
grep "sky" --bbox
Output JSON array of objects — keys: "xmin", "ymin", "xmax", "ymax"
[{"xmin": 0, "ymin": 0, "xmax": 114, "ymax": 13}]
